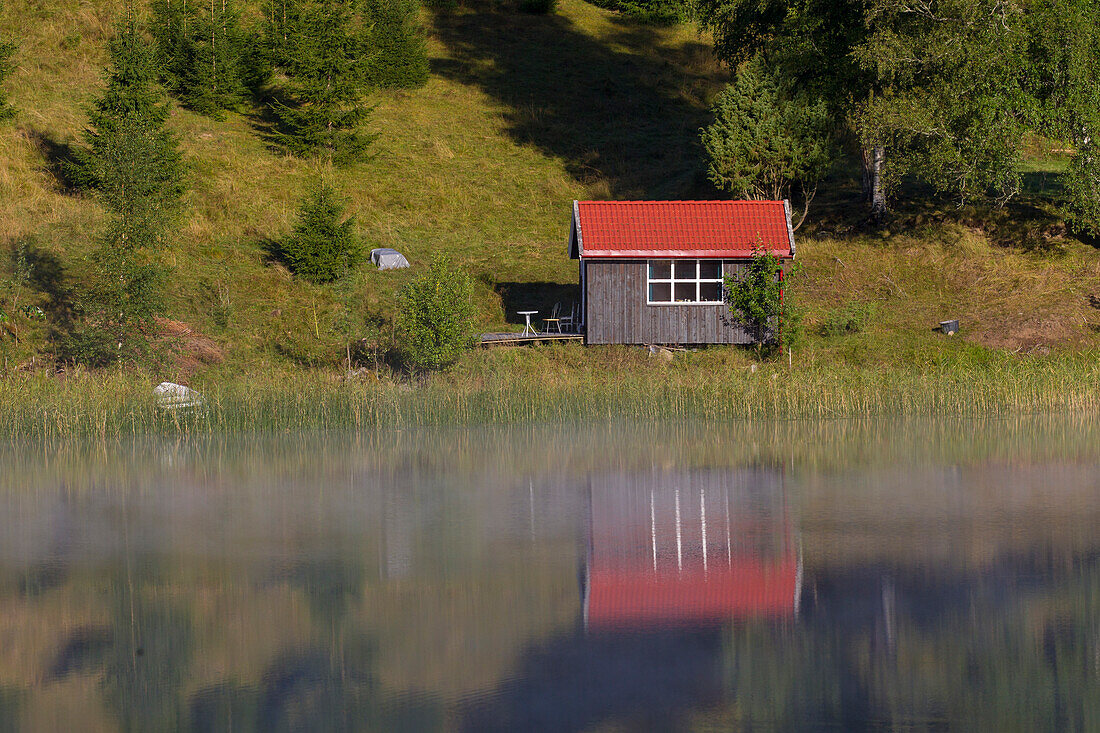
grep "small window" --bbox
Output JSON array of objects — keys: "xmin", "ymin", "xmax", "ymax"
[
  {"xmin": 674, "ymin": 260, "xmax": 697, "ymax": 279},
  {"xmin": 649, "ymin": 260, "xmax": 672, "ymax": 279},
  {"xmin": 699, "ymin": 281, "xmax": 722, "ymax": 302},
  {"xmin": 647, "ymin": 259, "xmax": 725, "ymax": 304},
  {"xmin": 649, "ymin": 282, "xmax": 671, "ymax": 302}
]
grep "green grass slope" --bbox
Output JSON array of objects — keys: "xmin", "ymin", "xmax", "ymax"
[{"xmin": 1, "ymin": 0, "xmax": 1099, "ymax": 386}]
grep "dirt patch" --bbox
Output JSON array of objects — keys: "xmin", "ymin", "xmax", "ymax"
[
  {"xmin": 156, "ymin": 318, "xmax": 224, "ymax": 378},
  {"xmin": 965, "ymin": 312, "xmax": 1086, "ymax": 352}
]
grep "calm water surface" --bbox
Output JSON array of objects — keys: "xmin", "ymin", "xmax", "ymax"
[{"xmin": 1, "ymin": 418, "xmax": 1099, "ymax": 731}]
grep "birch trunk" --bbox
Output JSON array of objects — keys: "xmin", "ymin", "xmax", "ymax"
[{"xmin": 861, "ymin": 145, "xmax": 887, "ymax": 222}]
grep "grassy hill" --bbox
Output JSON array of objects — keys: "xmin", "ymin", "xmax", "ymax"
[{"xmin": 1, "ymin": 0, "xmax": 1099, "ymax": 393}]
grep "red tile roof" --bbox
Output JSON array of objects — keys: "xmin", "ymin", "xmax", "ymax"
[{"xmin": 572, "ymin": 200, "xmax": 794, "ymax": 259}]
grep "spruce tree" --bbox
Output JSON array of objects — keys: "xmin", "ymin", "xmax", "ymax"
[
  {"xmin": 64, "ymin": 18, "xmax": 184, "ymax": 365},
  {"xmin": 268, "ymin": 0, "xmax": 377, "ymax": 164},
  {"xmin": 151, "ymin": 0, "xmax": 248, "ymax": 117},
  {"xmin": 702, "ymin": 59, "xmax": 833, "ymax": 230},
  {"xmin": 361, "ymin": 0, "xmax": 429, "ymax": 90},
  {"xmin": 263, "ymin": 0, "xmax": 302, "ymax": 70},
  {"xmin": 279, "ymin": 180, "xmax": 363, "ymax": 283}
]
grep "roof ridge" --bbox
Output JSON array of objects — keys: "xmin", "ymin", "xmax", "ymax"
[
  {"xmin": 572, "ymin": 199, "xmax": 794, "ymax": 258},
  {"xmin": 578, "ymin": 200, "xmax": 781, "ymax": 205}
]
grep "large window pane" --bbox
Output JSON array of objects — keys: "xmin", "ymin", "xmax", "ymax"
[
  {"xmin": 649, "ymin": 260, "xmax": 672, "ymax": 280},
  {"xmin": 699, "ymin": 282, "xmax": 722, "ymax": 302},
  {"xmin": 649, "ymin": 282, "xmax": 672, "ymax": 302},
  {"xmin": 674, "ymin": 260, "xmax": 697, "ymax": 280},
  {"xmin": 674, "ymin": 282, "xmax": 696, "ymax": 302},
  {"xmin": 699, "ymin": 260, "xmax": 721, "ymax": 279}
]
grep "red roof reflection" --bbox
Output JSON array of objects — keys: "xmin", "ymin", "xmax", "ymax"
[{"xmin": 584, "ymin": 471, "xmax": 800, "ymax": 630}]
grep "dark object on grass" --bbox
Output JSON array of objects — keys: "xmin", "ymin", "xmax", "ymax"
[{"xmin": 939, "ymin": 319, "xmax": 959, "ymax": 335}]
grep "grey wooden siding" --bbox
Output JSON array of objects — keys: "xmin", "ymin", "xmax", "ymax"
[{"xmin": 584, "ymin": 259, "xmax": 753, "ymax": 345}]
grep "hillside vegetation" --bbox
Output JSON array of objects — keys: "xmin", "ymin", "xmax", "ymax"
[{"xmin": 1, "ymin": 0, "xmax": 1099, "ymax": 391}]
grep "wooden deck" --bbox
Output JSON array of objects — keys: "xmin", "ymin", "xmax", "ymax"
[{"xmin": 480, "ymin": 332, "xmax": 584, "ymax": 346}]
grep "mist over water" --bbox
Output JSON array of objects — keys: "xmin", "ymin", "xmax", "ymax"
[{"xmin": 1, "ymin": 418, "xmax": 1098, "ymax": 731}]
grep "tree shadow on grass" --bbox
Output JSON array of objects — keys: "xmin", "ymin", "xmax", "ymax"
[
  {"xmin": 4, "ymin": 238, "xmax": 77, "ymax": 329},
  {"xmin": 243, "ymin": 85, "xmax": 298, "ymax": 156},
  {"xmin": 21, "ymin": 127, "xmax": 86, "ymax": 194},
  {"xmin": 431, "ymin": 8, "xmax": 725, "ymax": 199},
  {"xmin": 802, "ymin": 160, "xmax": 1084, "ymax": 251},
  {"xmin": 494, "ymin": 281, "xmax": 580, "ymax": 325}
]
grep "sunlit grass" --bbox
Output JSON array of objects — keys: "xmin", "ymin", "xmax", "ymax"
[{"xmin": 4, "ymin": 350, "xmax": 1100, "ymax": 442}]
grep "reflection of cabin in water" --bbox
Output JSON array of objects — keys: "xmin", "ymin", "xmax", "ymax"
[
  {"xmin": 584, "ymin": 469, "xmax": 801, "ymax": 630},
  {"xmin": 568, "ymin": 201, "xmax": 797, "ymax": 345}
]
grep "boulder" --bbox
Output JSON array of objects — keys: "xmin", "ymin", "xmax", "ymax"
[{"xmin": 154, "ymin": 382, "xmax": 205, "ymax": 410}]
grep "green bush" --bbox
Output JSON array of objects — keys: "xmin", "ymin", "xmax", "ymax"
[
  {"xmin": 397, "ymin": 258, "xmax": 476, "ymax": 373},
  {"xmin": 55, "ymin": 325, "xmax": 122, "ymax": 368},
  {"xmin": 724, "ymin": 247, "xmax": 798, "ymax": 357},
  {"xmin": 278, "ymin": 181, "xmax": 363, "ymax": 284},
  {"xmin": 822, "ymin": 301, "xmax": 877, "ymax": 337},
  {"xmin": 1064, "ymin": 137, "xmax": 1100, "ymax": 239}
]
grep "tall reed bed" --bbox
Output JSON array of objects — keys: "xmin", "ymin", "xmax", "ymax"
[{"xmin": 3, "ymin": 355, "xmax": 1100, "ymax": 442}]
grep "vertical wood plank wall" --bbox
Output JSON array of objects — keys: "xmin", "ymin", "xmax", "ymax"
[{"xmin": 584, "ymin": 259, "xmax": 754, "ymax": 345}]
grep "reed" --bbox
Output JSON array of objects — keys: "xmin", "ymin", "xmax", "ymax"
[{"xmin": 3, "ymin": 353, "xmax": 1100, "ymax": 442}]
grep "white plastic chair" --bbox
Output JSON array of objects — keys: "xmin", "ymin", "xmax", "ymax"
[{"xmin": 542, "ymin": 302, "xmax": 562, "ymax": 334}]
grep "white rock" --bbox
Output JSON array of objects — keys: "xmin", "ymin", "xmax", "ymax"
[{"xmin": 154, "ymin": 382, "xmax": 205, "ymax": 410}]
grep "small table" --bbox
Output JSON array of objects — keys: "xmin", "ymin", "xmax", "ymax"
[{"xmin": 517, "ymin": 310, "xmax": 538, "ymax": 336}]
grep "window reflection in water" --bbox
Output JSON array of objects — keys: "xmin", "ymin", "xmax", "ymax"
[{"xmin": 583, "ymin": 468, "xmax": 799, "ymax": 631}]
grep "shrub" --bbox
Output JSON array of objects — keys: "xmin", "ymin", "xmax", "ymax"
[
  {"xmin": 724, "ymin": 247, "xmax": 798, "ymax": 357},
  {"xmin": 1065, "ymin": 137, "xmax": 1100, "ymax": 239},
  {"xmin": 55, "ymin": 325, "xmax": 121, "ymax": 369},
  {"xmin": 279, "ymin": 181, "xmax": 363, "ymax": 284},
  {"xmin": 397, "ymin": 258, "xmax": 475, "ymax": 373},
  {"xmin": 822, "ymin": 301, "xmax": 877, "ymax": 337}
]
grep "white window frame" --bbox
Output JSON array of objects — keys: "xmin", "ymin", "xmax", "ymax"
[{"xmin": 646, "ymin": 259, "xmax": 726, "ymax": 305}]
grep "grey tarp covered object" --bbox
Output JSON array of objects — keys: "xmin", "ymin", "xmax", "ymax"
[
  {"xmin": 154, "ymin": 381, "xmax": 205, "ymax": 410},
  {"xmin": 370, "ymin": 248, "xmax": 410, "ymax": 270}
]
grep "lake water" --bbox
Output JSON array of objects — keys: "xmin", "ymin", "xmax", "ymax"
[{"xmin": 1, "ymin": 418, "xmax": 1098, "ymax": 731}]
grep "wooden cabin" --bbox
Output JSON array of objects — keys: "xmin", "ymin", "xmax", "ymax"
[{"xmin": 567, "ymin": 200, "xmax": 796, "ymax": 345}]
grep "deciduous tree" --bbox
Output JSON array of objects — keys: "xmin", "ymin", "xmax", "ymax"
[
  {"xmin": 724, "ymin": 247, "xmax": 796, "ymax": 355},
  {"xmin": 397, "ymin": 258, "xmax": 475, "ymax": 374},
  {"xmin": 62, "ymin": 19, "xmax": 183, "ymax": 366},
  {"xmin": 694, "ymin": 0, "xmax": 1098, "ymax": 221}
]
